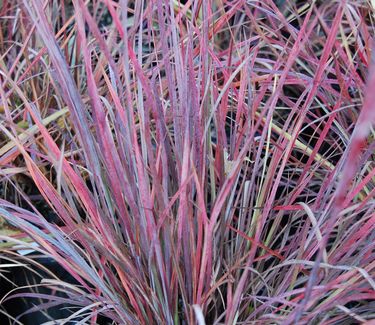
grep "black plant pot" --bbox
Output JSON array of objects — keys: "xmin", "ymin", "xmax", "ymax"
[{"xmin": 0, "ymin": 255, "xmax": 111, "ymax": 325}]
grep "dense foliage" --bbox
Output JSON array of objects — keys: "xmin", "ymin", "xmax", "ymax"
[{"xmin": 0, "ymin": 0, "xmax": 374, "ymax": 324}]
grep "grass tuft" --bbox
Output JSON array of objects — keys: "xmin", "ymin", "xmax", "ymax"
[{"xmin": 0, "ymin": 0, "xmax": 374, "ymax": 323}]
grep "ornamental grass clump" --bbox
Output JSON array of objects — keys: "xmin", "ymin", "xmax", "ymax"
[{"xmin": 0, "ymin": 0, "xmax": 374, "ymax": 324}]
